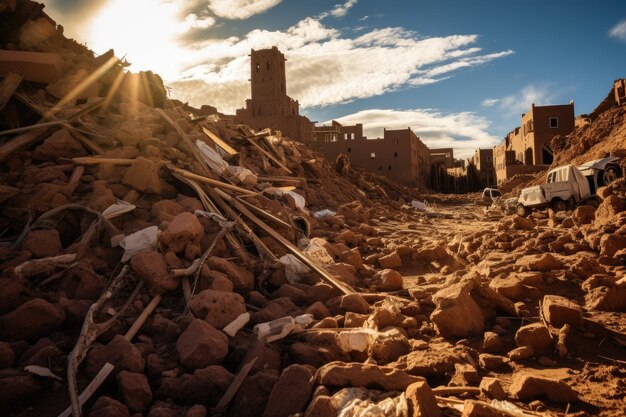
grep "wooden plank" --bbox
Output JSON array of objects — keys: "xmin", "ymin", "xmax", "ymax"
[
  {"xmin": 72, "ymin": 157, "xmax": 135, "ymax": 165},
  {"xmin": 0, "ymin": 99, "xmax": 104, "ymax": 162},
  {"xmin": 156, "ymin": 108, "xmax": 212, "ymax": 177},
  {"xmin": 245, "ymin": 136, "xmax": 293, "ymax": 175},
  {"xmin": 168, "ymin": 166, "xmax": 257, "ymax": 196},
  {"xmin": 202, "ymin": 126, "xmax": 238, "ymax": 157},
  {"xmin": 0, "ymin": 72, "xmax": 23, "ymax": 113},
  {"xmin": 214, "ymin": 188, "xmax": 354, "ymax": 295}
]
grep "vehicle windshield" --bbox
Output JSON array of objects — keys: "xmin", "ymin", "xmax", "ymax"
[{"xmin": 547, "ymin": 168, "xmax": 569, "ymax": 183}]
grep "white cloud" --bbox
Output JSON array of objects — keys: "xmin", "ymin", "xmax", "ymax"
[
  {"xmin": 206, "ymin": 0, "xmax": 283, "ymax": 20},
  {"xmin": 609, "ymin": 19, "xmax": 626, "ymax": 41},
  {"xmin": 169, "ymin": 19, "xmax": 513, "ymax": 113},
  {"xmin": 331, "ymin": 0, "xmax": 358, "ymax": 18},
  {"xmin": 327, "ymin": 108, "xmax": 500, "ymax": 159},
  {"xmin": 182, "ymin": 13, "xmax": 216, "ymax": 30},
  {"xmin": 496, "ymin": 84, "xmax": 558, "ymax": 116},
  {"xmin": 481, "ymin": 98, "xmax": 500, "ymax": 107}
]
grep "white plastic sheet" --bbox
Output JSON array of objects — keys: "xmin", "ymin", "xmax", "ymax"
[
  {"xmin": 279, "ymin": 254, "xmax": 310, "ymax": 284},
  {"xmin": 119, "ymin": 226, "xmax": 160, "ymax": 262},
  {"xmin": 313, "ymin": 209, "xmax": 337, "ymax": 218},
  {"xmin": 254, "ymin": 314, "xmax": 313, "ymax": 343},
  {"xmin": 271, "ymin": 189, "xmax": 306, "ymax": 210},
  {"xmin": 227, "ymin": 166, "xmax": 257, "ymax": 185},
  {"xmin": 411, "ymin": 200, "xmax": 428, "ymax": 211},
  {"xmin": 196, "ymin": 140, "xmax": 229, "ymax": 174}
]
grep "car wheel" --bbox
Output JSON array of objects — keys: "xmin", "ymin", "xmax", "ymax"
[
  {"xmin": 516, "ymin": 204, "xmax": 530, "ymax": 217},
  {"xmin": 551, "ymin": 198, "xmax": 568, "ymax": 212},
  {"xmin": 601, "ymin": 166, "xmax": 622, "ymax": 185}
]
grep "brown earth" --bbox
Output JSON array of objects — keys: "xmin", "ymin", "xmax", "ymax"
[{"xmin": 0, "ymin": 2, "xmax": 624, "ymax": 417}]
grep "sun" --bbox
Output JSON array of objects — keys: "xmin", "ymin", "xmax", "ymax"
[{"xmin": 84, "ymin": 0, "xmax": 186, "ymax": 79}]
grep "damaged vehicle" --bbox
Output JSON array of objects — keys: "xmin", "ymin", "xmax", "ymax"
[
  {"xmin": 577, "ymin": 157, "xmax": 623, "ymax": 193},
  {"xmin": 516, "ymin": 164, "xmax": 593, "ymax": 217}
]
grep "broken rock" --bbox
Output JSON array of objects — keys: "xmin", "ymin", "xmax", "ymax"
[
  {"xmin": 541, "ymin": 295, "xmax": 583, "ymax": 328},
  {"xmin": 85, "ymin": 335, "xmax": 144, "ymax": 377},
  {"xmin": 430, "ymin": 280, "xmax": 484, "ymax": 338},
  {"xmin": 316, "ymin": 361, "xmax": 422, "ymax": 391},
  {"xmin": 189, "ymin": 289, "xmax": 246, "ymax": 328},
  {"xmin": 122, "ymin": 157, "xmax": 163, "ymax": 194},
  {"xmin": 405, "ymin": 380, "xmax": 441, "ymax": 417},
  {"xmin": 176, "ymin": 319, "xmax": 228, "ymax": 369},
  {"xmin": 263, "ymin": 364, "xmax": 315, "ymax": 417},
  {"xmin": 514, "ymin": 323, "xmax": 552, "ymax": 355},
  {"xmin": 509, "ymin": 371, "xmax": 578, "ymax": 403},
  {"xmin": 378, "ymin": 269, "xmax": 404, "ymax": 291},
  {"xmin": 208, "ymin": 256, "xmax": 254, "ymax": 292},
  {"xmin": 378, "ymin": 251, "xmax": 402, "ymax": 269},
  {"xmin": 130, "ymin": 250, "xmax": 179, "ymax": 294},
  {"xmin": 0, "ymin": 298, "xmax": 65, "ymax": 341},
  {"xmin": 117, "ymin": 370, "xmax": 153, "ymax": 412},
  {"xmin": 160, "ymin": 212, "xmax": 204, "ymax": 254}
]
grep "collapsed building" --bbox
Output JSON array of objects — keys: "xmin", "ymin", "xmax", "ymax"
[
  {"xmin": 311, "ymin": 121, "xmax": 431, "ymax": 187},
  {"xmin": 236, "ymin": 47, "xmax": 315, "ymax": 143},
  {"xmin": 0, "ymin": 3, "xmax": 625, "ymax": 417}
]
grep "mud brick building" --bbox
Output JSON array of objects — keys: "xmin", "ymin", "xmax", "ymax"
[
  {"xmin": 312, "ymin": 121, "xmax": 431, "ymax": 186},
  {"xmin": 236, "ymin": 47, "xmax": 315, "ymax": 142},
  {"xmin": 493, "ymin": 102, "xmax": 575, "ymax": 184},
  {"xmin": 470, "ymin": 148, "xmax": 496, "ymax": 187}
]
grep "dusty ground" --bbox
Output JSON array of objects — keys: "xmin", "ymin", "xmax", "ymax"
[{"xmin": 370, "ymin": 197, "xmax": 626, "ymax": 417}]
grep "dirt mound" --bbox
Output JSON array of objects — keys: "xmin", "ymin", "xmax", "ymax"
[{"xmin": 0, "ymin": 2, "xmax": 624, "ymax": 417}]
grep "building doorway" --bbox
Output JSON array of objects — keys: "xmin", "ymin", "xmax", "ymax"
[{"xmin": 525, "ymin": 148, "xmax": 534, "ymax": 165}]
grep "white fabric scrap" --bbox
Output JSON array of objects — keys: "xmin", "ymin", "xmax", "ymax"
[
  {"xmin": 196, "ymin": 140, "xmax": 229, "ymax": 174},
  {"xmin": 411, "ymin": 200, "xmax": 428, "ymax": 211},
  {"xmin": 227, "ymin": 166, "xmax": 257, "ymax": 185},
  {"xmin": 314, "ymin": 209, "xmax": 337, "ymax": 218},
  {"xmin": 279, "ymin": 254, "xmax": 310, "ymax": 284},
  {"xmin": 271, "ymin": 189, "xmax": 306, "ymax": 210},
  {"xmin": 119, "ymin": 226, "xmax": 160, "ymax": 262}
]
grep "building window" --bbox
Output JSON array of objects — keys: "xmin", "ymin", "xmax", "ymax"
[
  {"xmin": 370, "ymin": 152, "xmax": 376, "ymax": 159},
  {"xmin": 267, "ymin": 61, "xmax": 270, "ymax": 70},
  {"xmin": 324, "ymin": 134, "xmax": 331, "ymax": 143},
  {"xmin": 549, "ymin": 117, "xmax": 558, "ymax": 128},
  {"xmin": 347, "ymin": 147, "xmax": 351, "ymax": 153},
  {"xmin": 394, "ymin": 152, "xmax": 398, "ymax": 158},
  {"xmin": 332, "ymin": 134, "xmax": 338, "ymax": 142},
  {"xmin": 393, "ymin": 139, "xmax": 399, "ymax": 145},
  {"xmin": 378, "ymin": 166, "xmax": 382, "ymax": 170},
  {"xmin": 388, "ymin": 165, "xmax": 392, "ymax": 171},
  {"xmin": 256, "ymin": 63, "xmax": 260, "ymax": 72}
]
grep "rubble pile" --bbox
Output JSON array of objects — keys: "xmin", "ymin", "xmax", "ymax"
[{"xmin": 0, "ymin": 2, "xmax": 625, "ymax": 417}]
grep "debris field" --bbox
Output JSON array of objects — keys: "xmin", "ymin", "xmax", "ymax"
[{"xmin": 0, "ymin": 2, "xmax": 625, "ymax": 417}]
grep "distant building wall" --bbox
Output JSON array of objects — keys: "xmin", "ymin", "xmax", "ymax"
[
  {"xmin": 492, "ymin": 103, "xmax": 575, "ymax": 184},
  {"xmin": 312, "ymin": 123, "xmax": 431, "ymax": 186}
]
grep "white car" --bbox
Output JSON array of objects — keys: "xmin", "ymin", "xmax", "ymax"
[
  {"xmin": 577, "ymin": 157, "xmax": 622, "ymax": 193},
  {"xmin": 516, "ymin": 165, "xmax": 594, "ymax": 217}
]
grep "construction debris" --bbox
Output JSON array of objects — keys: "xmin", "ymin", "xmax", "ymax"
[{"xmin": 0, "ymin": 2, "xmax": 624, "ymax": 417}]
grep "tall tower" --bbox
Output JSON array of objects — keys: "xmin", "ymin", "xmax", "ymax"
[{"xmin": 249, "ymin": 47, "xmax": 291, "ymax": 116}]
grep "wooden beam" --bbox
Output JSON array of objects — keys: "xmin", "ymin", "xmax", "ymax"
[
  {"xmin": 245, "ymin": 136, "xmax": 293, "ymax": 175},
  {"xmin": 202, "ymin": 126, "xmax": 238, "ymax": 157},
  {"xmin": 214, "ymin": 188, "xmax": 354, "ymax": 295},
  {"xmin": 168, "ymin": 166, "xmax": 257, "ymax": 196},
  {"xmin": 156, "ymin": 108, "xmax": 212, "ymax": 177},
  {"xmin": 0, "ymin": 72, "xmax": 23, "ymax": 113},
  {"xmin": 0, "ymin": 98, "xmax": 104, "ymax": 162}
]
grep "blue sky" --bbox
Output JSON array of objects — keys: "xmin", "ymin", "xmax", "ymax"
[{"xmin": 44, "ymin": 0, "xmax": 626, "ymax": 158}]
